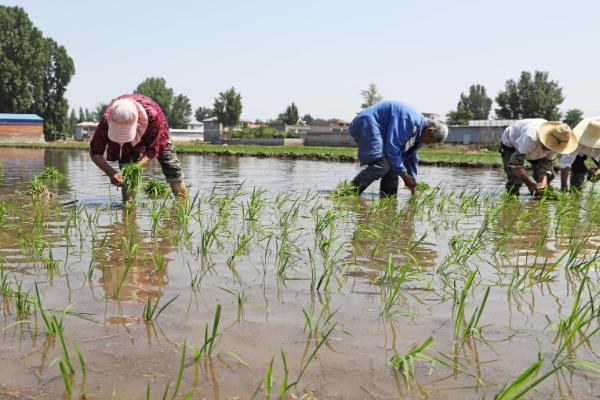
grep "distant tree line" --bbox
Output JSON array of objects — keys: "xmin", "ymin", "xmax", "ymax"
[
  {"xmin": 446, "ymin": 71, "xmax": 584, "ymax": 127},
  {"xmin": 0, "ymin": 6, "xmax": 74, "ymax": 140}
]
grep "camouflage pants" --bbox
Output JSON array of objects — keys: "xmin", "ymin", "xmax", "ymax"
[{"xmin": 500, "ymin": 144, "xmax": 554, "ymax": 195}]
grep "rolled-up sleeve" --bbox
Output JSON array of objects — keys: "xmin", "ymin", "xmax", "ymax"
[
  {"xmin": 384, "ymin": 116, "xmax": 409, "ymax": 175},
  {"xmin": 90, "ymin": 118, "xmax": 109, "ymax": 156},
  {"xmin": 403, "ymin": 149, "xmax": 419, "ymax": 179}
]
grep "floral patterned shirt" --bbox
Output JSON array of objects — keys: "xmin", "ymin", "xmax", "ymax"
[{"xmin": 90, "ymin": 94, "xmax": 170, "ymax": 162}]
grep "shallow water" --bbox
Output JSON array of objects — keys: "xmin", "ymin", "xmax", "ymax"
[{"xmin": 0, "ymin": 149, "xmax": 598, "ymax": 399}]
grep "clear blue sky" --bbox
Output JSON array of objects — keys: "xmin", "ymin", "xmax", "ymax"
[{"xmin": 5, "ymin": 0, "xmax": 600, "ymax": 121}]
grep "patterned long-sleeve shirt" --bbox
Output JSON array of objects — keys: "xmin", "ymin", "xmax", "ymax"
[{"xmin": 90, "ymin": 94, "xmax": 170, "ymax": 162}]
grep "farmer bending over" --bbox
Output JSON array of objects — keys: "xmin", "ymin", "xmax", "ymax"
[
  {"xmin": 90, "ymin": 94, "xmax": 188, "ymax": 201},
  {"xmin": 348, "ymin": 100, "xmax": 448, "ymax": 197},
  {"xmin": 500, "ymin": 119, "xmax": 576, "ymax": 196},
  {"xmin": 559, "ymin": 117, "xmax": 600, "ymax": 191}
]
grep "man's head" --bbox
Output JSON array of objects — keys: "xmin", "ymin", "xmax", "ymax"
[
  {"xmin": 421, "ymin": 118, "xmax": 449, "ymax": 144},
  {"xmin": 107, "ymin": 99, "xmax": 138, "ymax": 144}
]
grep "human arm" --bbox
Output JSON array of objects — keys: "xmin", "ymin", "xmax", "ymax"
[
  {"xmin": 512, "ymin": 166, "xmax": 545, "ymax": 191},
  {"xmin": 89, "ymin": 117, "xmax": 123, "ymax": 187},
  {"xmin": 90, "ymin": 153, "xmax": 122, "ymax": 186},
  {"xmin": 402, "ymin": 149, "xmax": 419, "ymax": 194},
  {"xmin": 384, "ymin": 116, "xmax": 416, "ymax": 192}
]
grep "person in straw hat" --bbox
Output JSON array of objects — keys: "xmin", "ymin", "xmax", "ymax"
[
  {"xmin": 500, "ymin": 118, "xmax": 577, "ymax": 196},
  {"xmin": 559, "ymin": 117, "xmax": 600, "ymax": 191},
  {"xmin": 90, "ymin": 94, "xmax": 188, "ymax": 201}
]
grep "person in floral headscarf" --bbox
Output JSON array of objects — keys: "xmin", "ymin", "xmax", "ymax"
[{"xmin": 90, "ymin": 94, "xmax": 188, "ymax": 201}]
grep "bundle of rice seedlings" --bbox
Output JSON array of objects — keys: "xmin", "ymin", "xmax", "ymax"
[
  {"xmin": 36, "ymin": 167, "xmax": 64, "ymax": 182},
  {"xmin": 122, "ymin": 163, "xmax": 143, "ymax": 193},
  {"xmin": 331, "ymin": 181, "xmax": 358, "ymax": 197},
  {"xmin": 143, "ymin": 178, "xmax": 170, "ymax": 198}
]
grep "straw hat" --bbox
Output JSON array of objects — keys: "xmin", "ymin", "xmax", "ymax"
[
  {"xmin": 108, "ymin": 99, "xmax": 138, "ymax": 144},
  {"xmin": 538, "ymin": 121, "xmax": 578, "ymax": 154},
  {"xmin": 573, "ymin": 117, "xmax": 600, "ymax": 149}
]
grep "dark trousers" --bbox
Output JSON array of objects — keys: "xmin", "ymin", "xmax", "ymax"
[
  {"xmin": 571, "ymin": 155, "xmax": 588, "ymax": 189},
  {"xmin": 350, "ymin": 158, "xmax": 399, "ymax": 197},
  {"xmin": 500, "ymin": 145, "xmax": 554, "ymax": 195}
]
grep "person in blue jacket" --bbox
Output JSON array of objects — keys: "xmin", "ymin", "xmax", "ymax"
[{"xmin": 348, "ymin": 100, "xmax": 448, "ymax": 197}]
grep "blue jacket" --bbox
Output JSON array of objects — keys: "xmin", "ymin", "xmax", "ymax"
[{"xmin": 348, "ymin": 101, "xmax": 428, "ymax": 178}]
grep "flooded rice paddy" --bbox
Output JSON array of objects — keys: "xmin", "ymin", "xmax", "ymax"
[{"xmin": 0, "ymin": 148, "xmax": 599, "ymax": 399}]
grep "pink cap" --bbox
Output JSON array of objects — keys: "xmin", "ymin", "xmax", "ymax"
[{"xmin": 108, "ymin": 99, "xmax": 138, "ymax": 144}]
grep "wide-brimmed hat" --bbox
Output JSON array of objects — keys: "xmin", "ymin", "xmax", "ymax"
[
  {"xmin": 573, "ymin": 117, "xmax": 600, "ymax": 149},
  {"xmin": 108, "ymin": 99, "xmax": 138, "ymax": 144},
  {"xmin": 538, "ymin": 121, "xmax": 578, "ymax": 154}
]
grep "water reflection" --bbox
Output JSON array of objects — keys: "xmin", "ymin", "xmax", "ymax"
[{"xmin": 96, "ymin": 208, "xmax": 171, "ymax": 301}]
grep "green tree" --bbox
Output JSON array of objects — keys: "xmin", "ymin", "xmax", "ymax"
[
  {"xmin": 0, "ymin": 6, "xmax": 75, "ymax": 139},
  {"xmin": 134, "ymin": 77, "xmax": 174, "ymax": 119},
  {"xmin": 78, "ymin": 107, "xmax": 85, "ymax": 122},
  {"xmin": 213, "ymin": 87, "xmax": 243, "ymax": 130},
  {"xmin": 278, "ymin": 102, "xmax": 300, "ymax": 125},
  {"xmin": 360, "ymin": 82, "xmax": 383, "ymax": 109},
  {"xmin": 194, "ymin": 106, "xmax": 213, "ymax": 122},
  {"xmin": 170, "ymin": 94, "xmax": 192, "ymax": 129},
  {"xmin": 495, "ymin": 71, "xmax": 564, "ymax": 120},
  {"xmin": 94, "ymin": 103, "xmax": 108, "ymax": 121},
  {"xmin": 84, "ymin": 108, "xmax": 95, "ymax": 122},
  {"xmin": 67, "ymin": 109, "xmax": 78, "ymax": 136},
  {"xmin": 458, "ymin": 84, "xmax": 492, "ymax": 120},
  {"xmin": 302, "ymin": 114, "xmax": 314, "ymax": 124},
  {"xmin": 446, "ymin": 105, "xmax": 473, "ymax": 126},
  {"xmin": 562, "ymin": 108, "xmax": 584, "ymax": 128}
]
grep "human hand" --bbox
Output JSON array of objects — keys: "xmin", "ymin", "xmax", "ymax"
[
  {"xmin": 110, "ymin": 173, "xmax": 124, "ymax": 187},
  {"xmin": 535, "ymin": 181, "xmax": 547, "ymax": 191},
  {"xmin": 401, "ymin": 174, "xmax": 416, "ymax": 191}
]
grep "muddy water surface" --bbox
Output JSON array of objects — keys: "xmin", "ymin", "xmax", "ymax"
[{"xmin": 0, "ymin": 149, "xmax": 598, "ymax": 399}]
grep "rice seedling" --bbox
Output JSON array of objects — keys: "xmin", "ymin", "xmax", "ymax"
[
  {"xmin": 493, "ymin": 354, "xmax": 562, "ymax": 400},
  {"xmin": 390, "ymin": 336, "xmax": 485, "ymax": 387},
  {"xmin": 147, "ymin": 340, "xmax": 190, "ymax": 400},
  {"xmin": 0, "ymin": 200, "xmax": 6, "ymax": 224},
  {"xmin": 462, "ymin": 286, "xmax": 491, "ymax": 339},
  {"xmin": 122, "ymin": 163, "xmax": 143, "ymax": 193},
  {"xmin": 142, "ymin": 295, "xmax": 179, "ymax": 323},
  {"xmin": 152, "ymin": 252, "xmax": 165, "ymax": 272},
  {"xmin": 302, "ymin": 299, "xmax": 338, "ymax": 339},
  {"xmin": 149, "ymin": 198, "xmax": 169, "ymax": 235},
  {"xmin": 34, "ymin": 284, "xmax": 64, "ymax": 335},
  {"xmin": 36, "ymin": 166, "xmax": 64, "ymax": 182},
  {"xmin": 243, "ymin": 187, "xmax": 266, "ymax": 221},
  {"xmin": 415, "ymin": 181, "xmax": 430, "ymax": 191},
  {"xmin": 330, "ymin": 180, "xmax": 358, "ymax": 197},
  {"xmin": 198, "ymin": 218, "xmax": 224, "ymax": 255},
  {"xmin": 13, "ymin": 280, "xmax": 32, "ymax": 317},
  {"xmin": 29, "ymin": 176, "xmax": 54, "ymax": 199},
  {"xmin": 114, "ymin": 236, "xmax": 139, "ymax": 299},
  {"xmin": 378, "ymin": 257, "xmax": 416, "ymax": 316},
  {"xmin": 192, "ymin": 304, "xmax": 222, "ymax": 359},
  {"xmin": 143, "ymin": 178, "xmax": 170, "ymax": 198},
  {"xmin": 44, "ymin": 246, "xmax": 60, "ymax": 271},
  {"xmin": 454, "ymin": 271, "xmax": 476, "ymax": 342},
  {"xmin": 227, "ymin": 231, "xmax": 252, "ymax": 267}
]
